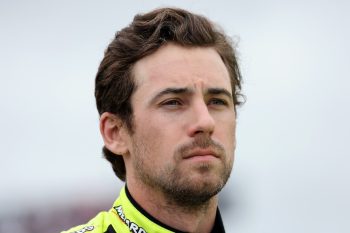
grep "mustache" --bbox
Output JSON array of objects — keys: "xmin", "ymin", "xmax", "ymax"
[{"xmin": 176, "ymin": 135, "xmax": 225, "ymax": 158}]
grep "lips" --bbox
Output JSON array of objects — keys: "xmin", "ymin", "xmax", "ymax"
[{"xmin": 183, "ymin": 148, "xmax": 219, "ymax": 159}]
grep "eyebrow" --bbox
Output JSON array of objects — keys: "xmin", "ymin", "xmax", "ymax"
[
  {"xmin": 149, "ymin": 87, "xmax": 193, "ymax": 104},
  {"xmin": 206, "ymin": 88, "xmax": 233, "ymax": 100},
  {"xmin": 149, "ymin": 87, "xmax": 233, "ymax": 104}
]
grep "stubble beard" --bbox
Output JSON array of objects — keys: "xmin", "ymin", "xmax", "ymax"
[{"xmin": 132, "ymin": 135, "xmax": 234, "ymax": 209}]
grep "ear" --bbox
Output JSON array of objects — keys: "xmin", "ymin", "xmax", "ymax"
[{"xmin": 100, "ymin": 112, "xmax": 129, "ymax": 155}]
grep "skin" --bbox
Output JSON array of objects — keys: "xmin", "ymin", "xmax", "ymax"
[{"xmin": 101, "ymin": 43, "xmax": 236, "ymax": 233}]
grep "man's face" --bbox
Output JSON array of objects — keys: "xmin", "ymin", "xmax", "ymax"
[{"xmin": 125, "ymin": 44, "xmax": 236, "ymax": 206}]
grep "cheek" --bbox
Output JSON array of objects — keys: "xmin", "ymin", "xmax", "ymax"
[
  {"xmin": 133, "ymin": 119, "xmax": 167, "ymax": 156},
  {"xmin": 220, "ymin": 125, "xmax": 236, "ymax": 167},
  {"xmin": 218, "ymin": 118, "xmax": 236, "ymax": 153},
  {"xmin": 136, "ymin": 111, "xmax": 183, "ymax": 139}
]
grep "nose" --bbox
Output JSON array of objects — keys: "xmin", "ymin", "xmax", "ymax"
[{"xmin": 187, "ymin": 100, "xmax": 215, "ymax": 137}]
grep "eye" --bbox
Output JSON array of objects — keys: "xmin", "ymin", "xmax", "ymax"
[
  {"xmin": 208, "ymin": 98, "xmax": 228, "ymax": 106},
  {"xmin": 160, "ymin": 99, "xmax": 183, "ymax": 107}
]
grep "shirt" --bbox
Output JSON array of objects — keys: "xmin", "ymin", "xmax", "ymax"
[{"xmin": 61, "ymin": 186, "xmax": 225, "ymax": 233}]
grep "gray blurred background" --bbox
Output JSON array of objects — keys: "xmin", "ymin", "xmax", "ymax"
[{"xmin": 1, "ymin": 0, "xmax": 349, "ymax": 232}]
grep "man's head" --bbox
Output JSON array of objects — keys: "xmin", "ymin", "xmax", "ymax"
[{"xmin": 96, "ymin": 8, "xmax": 242, "ymax": 192}]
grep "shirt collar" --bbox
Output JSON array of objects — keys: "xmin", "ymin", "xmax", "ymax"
[{"xmin": 111, "ymin": 186, "xmax": 225, "ymax": 233}]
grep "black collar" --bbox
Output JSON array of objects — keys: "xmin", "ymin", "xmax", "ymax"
[{"xmin": 125, "ymin": 186, "xmax": 226, "ymax": 233}]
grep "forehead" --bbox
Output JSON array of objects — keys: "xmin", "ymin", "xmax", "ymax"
[{"xmin": 132, "ymin": 44, "xmax": 231, "ymax": 96}]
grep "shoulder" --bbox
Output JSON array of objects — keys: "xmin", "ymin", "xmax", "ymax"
[{"xmin": 60, "ymin": 211, "xmax": 114, "ymax": 233}]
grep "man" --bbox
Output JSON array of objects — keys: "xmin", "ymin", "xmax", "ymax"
[{"xmin": 62, "ymin": 7, "xmax": 242, "ymax": 233}]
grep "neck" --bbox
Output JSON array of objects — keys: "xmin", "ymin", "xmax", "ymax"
[{"xmin": 126, "ymin": 180, "xmax": 218, "ymax": 233}]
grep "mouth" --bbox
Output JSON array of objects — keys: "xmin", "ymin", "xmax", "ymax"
[{"xmin": 183, "ymin": 148, "xmax": 220, "ymax": 160}]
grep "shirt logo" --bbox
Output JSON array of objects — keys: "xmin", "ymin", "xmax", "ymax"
[
  {"xmin": 72, "ymin": 226, "xmax": 94, "ymax": 233},
  {"xmin": 114, "ymin": 205, "xmax": 147, "ymax": 233}
]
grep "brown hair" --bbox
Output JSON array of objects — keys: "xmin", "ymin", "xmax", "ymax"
[{"xmin": 95, "ymin": 7, "xmax": 243, "ymax": 181}]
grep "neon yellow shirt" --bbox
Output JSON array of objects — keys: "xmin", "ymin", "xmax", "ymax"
[{"xmin": 61, "ymin": 186, "xmax": 225, "ymax": 233}]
